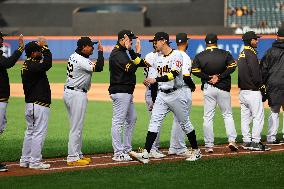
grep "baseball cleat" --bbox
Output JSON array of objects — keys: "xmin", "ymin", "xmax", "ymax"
[
  {"xmin": 112, "ymin": 153, "xmax": 133, "ymax": 161},
  {"xmin": 67, "ymin": 159, "xmax": 89, "ymax": 166},
  {"xmin": 149, "ymin": 149, "xmax": 166, "ymax": 158},
  {"xmin": 228, "ymin": 142, "xmax": 238, "ymax": 151},
  {"xmin": 29, "ymin": 163, "xmax": 50, "ymax": 170},
  {"xmin": 205, "ymin": 147, "xmax": 214, "ymax": 153},
  {"xmin": 242, "ymin": 142, "xmax": 252, "ymax": 150},
  {"xmin": 19, "ymin": 162, "xmax": 29, "ymax": 168},
  {"xmin": 81, "ymin": 157, "xmax": 92, "ymax": 163},
  {"xmin": 185, "ymin": 149, "xmax": 202, "ymax": 161},
  {"xmin": 129, "ymin": 149, "xmax": 149, "ymax": 164},
  {"xmin": 0, "ymin": 163, "xmax": 8, "ymax": 172},
  {"xmin": 266, "ymin": 140, "xmax": 281, "ymax": 145},
  {"xmin": 250, "ymin": 142, "xmax": 271, "ymax": 151}
]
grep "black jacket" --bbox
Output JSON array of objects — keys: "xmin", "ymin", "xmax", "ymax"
[
  {"xmin": 0, "ymin": 47, "xmax": 23, "ymax": 101},
  {"xmin": 237, "ymin": 46, "xmax": 262, "ymax": 91},
  {"xmin": 192, "ymin": 47, "xmax": 236, "ymax": 92},
  {"xmin": 261, "ymin": 39, "xmax": 284, "ymax": 106},
  {"xmin": 108, "ymin": 43, "xmax": 139, "ymax": 94},
  {"xmin": 21, "ymin": 45, "xmax": 52, "ymax": 106}
]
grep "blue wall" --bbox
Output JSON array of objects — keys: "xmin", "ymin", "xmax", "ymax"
[{"xmin": 2, "ymin": 37, "xmax": 276, "ymax": 60}]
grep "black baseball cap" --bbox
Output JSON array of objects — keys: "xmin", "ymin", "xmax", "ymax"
[
  {"xmin": 205, "ymin": 33, "xmax": 218, "ymax": 44},
  {"xmin": 242, "ymin": 31, "xmax": 261, "ymax": 41},
  {"xmin": 0, "ymin": 31, "xmax": 8, "ymax": 38},
  {"xmin": 25, "ymin": 41, "xmax": 41, "ymax": 57},
  {"xmin": 118, "ymin": 30, "xmax": 137, "ymax": 40},
  {"xmin": 77, "ymin": 37, "xmax": 98, "ymax": 47},
  {"xmin": 277, "ymin": 28, "xmax": 284, "ymax": 37},
  {"xmin": 149, "ymin": 32, "xmax": 170, "ymax": 42},
  {"xmin": 176, "ymin": 33, "xmax": 189, "ymax": 44}
]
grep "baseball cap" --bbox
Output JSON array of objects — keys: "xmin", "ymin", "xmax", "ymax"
[
  {"xmin": 0, "ymin": 31, "xmax": 8, "ymax": 38},
  {"xmin": 118, "ymin": 30, "xmax": 137, "ymax": 40},
  {"xmin": 242, "ymin": 31, "xmax": 261, "ymax": 41},
  {"xmin": 205, "ymin": 33, "xmax": 218, "ymax": 44},
  {"xmin": 176, "ymin": 33, "xmax": 189, "ymax": 44},
  {"xmin": 25, "ymin": 41, "xmax": 41, "ymax": 57},
  {"xmin": 77, "ymin": 37, "xmax": 98, "ymax": 48},
  {"xmin": 277, "ymin": 28, "xmax": 284, "ymax": 37},
  {"xmin": 149, "ymin": 32, "xmax": 170, "ymax": 42}
]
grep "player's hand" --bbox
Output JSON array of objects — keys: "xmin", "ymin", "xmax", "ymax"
[
  {"xmin": 97, "ymin": 40, "xmax": 103, "ymax": 51},
  {"xmin": 18, "ymin": 34, "xmax": 24, "ymax": 48},
  {"xmin": 208, "ymin": 75, "xmax": 219, "ymax": 84},
  {"xmin": 37, "ymin": 36, "xmax": 47, "ymax": 47},
  {"xmin": 143, "ymin": 78, "xmax": 156, "ymax": 86},
  {"xmin": 124, "ymin": 34, "xmax": 132, "ymax": 50},
  {"xmin": 135, "ymin": 38, "xmax": 141, "ymax": 54}
]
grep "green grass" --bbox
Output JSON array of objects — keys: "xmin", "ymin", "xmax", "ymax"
[
  {"xmin": 0, "ymin": 97, "xmax": 278, "ymax": 162},
  {"xmin": 8, "ymin": 62, "xmax": 239, "ymax": 84},
  {"xmin": 0, "ymin": 152, "xmax": 284, "ymax": 189}
]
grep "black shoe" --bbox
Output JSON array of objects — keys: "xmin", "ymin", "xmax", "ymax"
[
  {"xmin": 250, "ymin": 142, "xmax": 271, "ymax": 151},
  {"xmin": 267, "ymin": 139, "xmax": 280, "ymax": 145},
  {"xmin": 0, "ymin": 163, "xmax": 8, "ymax": 172}
]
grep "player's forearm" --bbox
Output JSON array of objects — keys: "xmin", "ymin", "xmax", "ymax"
[
  {"xmin": 155, "ymin": 70, "xmax": 179, "ymax": 82},
  {"xmin": 0, "ymin": 47, "xmax": 23, "ymax": 69},
  {"xmin": 41, "ymin": 46, "xmax": 52, "ymax": 71},
  {"xmin": 128, "ymin": 49, "xmax": 150, "ymax": 67},
  {"xmin": 219, "ymin": 66, "xmax": 236, "ymax": 79},
  {"xmin": 94, "ymin": 51, "xmax": 104, "ymax": 72}
]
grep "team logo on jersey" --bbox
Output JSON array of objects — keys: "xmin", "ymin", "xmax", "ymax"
[
  {"xmin": 157, "ymin": 65, "xmax": 171, "ymax": 76},
  {"xmin": 1, "ymin": 42, "xmax": 11, "ymax": 58}
]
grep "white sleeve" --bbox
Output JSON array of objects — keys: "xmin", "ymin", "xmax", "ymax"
[
  {"xmin": 145, "ymin": 52, "xmax": 155, "ymax": 67},
  {"xmin": 79, "ymin": 59, "xmax": 94, "ymax": 72},
  {"xmin": 182, "ymin": 53, "xmax": 192, "ymax": 76}
]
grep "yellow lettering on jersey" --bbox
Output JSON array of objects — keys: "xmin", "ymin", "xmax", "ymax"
[
  {"xmin": 157, "ymin": 65, "xmax": 171, "ymax": 76},
  {"xmin": 244, "ymin": 46, "xmax": 257, "ymax": 54},
  {"xmin": 238, "ymin": 51, "xmax": 246, "ymax": 60},
  {"xmin": 125, "ymin": 63, "xmax": 131, "ymax": 72}
]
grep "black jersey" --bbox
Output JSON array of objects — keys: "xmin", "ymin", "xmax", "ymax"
[
  {"xmin": 21, "ymin": 46, "xmax": 52, "ymax": 106},
  {"xmin": 192, "ymin": 46, "xmax": 236, "ymax": 92}
]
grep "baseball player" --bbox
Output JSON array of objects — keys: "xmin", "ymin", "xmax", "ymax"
[
  {"xmin": 20, "ymin": 38, "xmax": 52, "ymax": 169},
  {"xmin": 192, "ymin": 33, "xmax": 238, "ymax": 153},
  {"xmin": 143, "ymin": 44, "xmax": 166, "ymax": 159},
  {"xmin": 261, "ymin": 28, "xmax": 284, "ymax": 144},
  {"xmin": 237, "ymin": 31, "xmax": 270, "ymax": 151},
  {"xmin": 0, "ymin": 32, "xmax": 24, "ymax": 172},
  {"xmin": 168, "ymin": 33, "xmax": 196, "ymax": 156},
  {"xmin": 64, "ymin": 37, "xmax": 104, "ymax": 166},
  {"xmin": 129, "ymin": 32, "xmax": 201, "ymax": 164}
]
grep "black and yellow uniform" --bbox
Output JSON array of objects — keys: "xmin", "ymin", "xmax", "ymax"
[
  {"xmin": 0, "ymin": 46, "xmax": 24, "ymax": 102},
  {"xmin": 237, "ymin": 46, "xmax": 262, "ymax": 91},
  {"xmin": 192, "ymin": 46, "xmax": 236, "ymax": 92},
  {"xmin": 21, "ymin": 45, "xmax": 52, "ymax": 107},
  {"xmin": 108, "ymin": 43, "xmax": 148, "ymax": 94}
]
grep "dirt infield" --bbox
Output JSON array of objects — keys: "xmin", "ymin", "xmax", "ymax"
[
  {"xmin": 9, "ymin": 83, "xmax": 269, "ymax": 107},
  {"xmin": 1, "ymin": 143, "xmax": 283, "ymax": 177}
]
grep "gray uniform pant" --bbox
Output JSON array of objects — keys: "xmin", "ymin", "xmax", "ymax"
[
  {"xmin": 148, "ymin": 88, "xmax": 194, "ymax": 140},
  {"xmin": 111, "ymin": 93, "xmax": 137, "ymax": 156},
  {"xmin": 20, "ymin": 103, "xmax": 50, "ymax": 166},
  {"xmin": 0, "ymin": 102, "xmax": 8, "ymax": 134},
  {"xmin": 64, "ymin": 89, "xmax": 88, "ymax": 162},
  {"xmin": 267, "ymin": 105, "xmax": 284, "ymax": 142},
  {"xmin": 169, "ymin": 87, "xmax": 192, "ymax": 154},
  {"xmin": 239, "ymin": 90, "xmax": 264, "ymax": 143},
  {"xmin": 203, "ymin": 84, "xmax": 237, "ymax": 148},
  {"xmin": 145, "ymin": 88, "xmax": 161, "ymax": 151}
]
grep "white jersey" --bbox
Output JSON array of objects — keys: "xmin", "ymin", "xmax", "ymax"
[
  {"xmin": 65, "ymin": 52, "xmax": 94, "ymax": 91},
  {"xmin": 144, "ymin": 51, "xmax": 158, "ymax": 79},
  {"xmin": 179, "ymin": 50, "xmax": 192, "ymax": 87},
  {"xmin": 148, "ymin": 50, "xmax": 184, "ymax": 90}
]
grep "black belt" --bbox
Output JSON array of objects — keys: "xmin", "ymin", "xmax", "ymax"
[
  {"xmin": 66, "ymin": 86, "xmax": 87, "ymax": 93},
  {"xmin": 160, "ymin": 87, "xmax": 177, "ymax": 94}
]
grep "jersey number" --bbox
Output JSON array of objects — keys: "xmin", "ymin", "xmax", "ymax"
[{"xmin": 67, "ymin": 61, "xmax": 74, "ymax": 78}]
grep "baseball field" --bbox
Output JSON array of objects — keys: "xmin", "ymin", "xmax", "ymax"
[{"xmin": 0, "ymin": 63, "xmax": 283, "ymax": 188}]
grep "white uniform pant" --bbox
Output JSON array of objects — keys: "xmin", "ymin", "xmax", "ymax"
[
  {"xmin": 0, "ymin": 102, "xmax": 8, "ymax": 134},
  {"xmin": 169, "ymin": 87, "xmax": 192, "ymax": 154},
  {"xmin": 203, "ymin": 84, "xmax": 237, "ymax": 148},
  {"xmin": 64, "ymin": 89, "xmax": 88, "ymax": 162},
  {"xmin": 145, "ymin": 88, "xmax": 160, "ymax": 151},
  {"xmin": 20, "ymin": 103, "xmax": 50, "ymax": 166},
  {"xmin": 267, "ymin": 105, "xmax": 284, "ymax": 142},
  {"xmin": 148, "ymin": 88, "xmax": 194, "ymax": 147},
  {"xmin": 111, "ymin": 93, "xmax": 137, "ymax": 156},
  {"xmin": 239, "ymin": 90, "xmax": 264, "ymax": 143}
]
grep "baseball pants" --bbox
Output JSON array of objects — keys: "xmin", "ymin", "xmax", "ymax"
[
  {"xmin": 148, "ymin": 88, "xmax": 194, "ymax": 139},
  {"xmin": 145, "ymin": 88, "xmax": 161, "ymax": 151},
  {"xmin": 111, "ymin": 93, "xmax": 137, "ymax": 156},
  {"xmin": 20, "ymin": 103, "xmax": 50, "ymax": 166},
  {"xmin": 203, "ymin": 84, "xmax": 237, "ymax": 148},
  {"xmin": 239, "ymin": 90, "xmax": 264, "ymax": 143},
  {"xmin": 169, "ymin": 87, "xmax": 192, "ymax": 154},
  {"xmin": 0, "ymin": 102, "xmax": 7, "ymax": 134},
  {"xmin": 267, "ymin": 105, "xmax": 284, "ymax": 142},
  {"xmin": 64, "ymin": 89, "xmax": 88, "ymax": 162}
]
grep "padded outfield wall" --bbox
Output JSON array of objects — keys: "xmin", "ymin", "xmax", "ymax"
[{"xmin": 1, "ymin": 35, "xmax": 277, "ymax": 61}]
